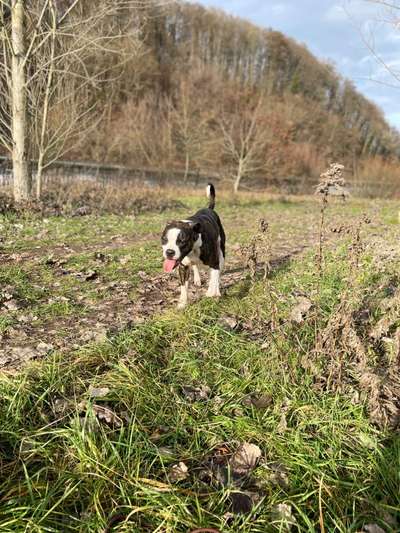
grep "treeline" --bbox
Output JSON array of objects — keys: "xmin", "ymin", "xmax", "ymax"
[{"xmin": 3, "ymin": 1, "xmax": 399, "ymax": 190}]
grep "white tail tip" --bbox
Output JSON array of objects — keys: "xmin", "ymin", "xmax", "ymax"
[{"xmin": 206, "ymin": 185, "xmax": 211, "ymax": 198}]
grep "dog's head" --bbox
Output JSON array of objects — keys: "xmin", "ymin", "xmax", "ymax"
[{"xmin": 161, "ymin": 220, "xmax": 201, "ymax": 272}]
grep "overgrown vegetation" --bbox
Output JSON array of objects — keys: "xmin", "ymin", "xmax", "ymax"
[{"xmin": 0, "ymin": 182, "xmax": 399, "ymax": 531}]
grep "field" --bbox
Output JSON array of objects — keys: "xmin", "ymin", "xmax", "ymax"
[{"xmin": 1, "ymin": 183, "xmax": 400, "ymax": 532}]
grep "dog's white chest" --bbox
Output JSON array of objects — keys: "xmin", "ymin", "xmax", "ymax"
[
  {"xmin": 181, "ymin": 234, "xmax": 202, "ymax": 267},
  {"xmin": 182, "ymin": 250, "xmax": 200, "ymax": 266}
]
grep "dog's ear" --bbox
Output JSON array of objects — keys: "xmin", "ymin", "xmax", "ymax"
[{"xmin": 192, "ymin": 222, "xmax": 201, "ymax": 233}]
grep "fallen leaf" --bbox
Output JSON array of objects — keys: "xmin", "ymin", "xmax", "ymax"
[
  {"xmin": 242, "ymin": 393, "xmax": 273, "ymax": 410},
  {"xmin": 149, "ymin": 426, "xmax": 170, "ymax": 442},
  {"xmin": 169, "ymin": 461, "xmax": 189, "ymax": 482},
  {"xmin": 230, "ymin": 491, "xmax": 261, "ymax": 515},
  {"xmin": 72, "ymin": 205, "xmax": 91, "ymax": 216},
  {"xmin": 92, "ymin": 404, "xmax": 122, "ymax": 427},
  {"xmin": 182, "ymin": 384, "xmax": 211, "ymax": 402},
  {"xmin": 229, "ymin": 443, "xmax": 262, "ymax": 475},
  {"xmin": 1, "ymin": 290, "xmax": 13, "ymax": 301},
  {"xmin": 119, "ymin": 255, "xmax": 132, "ymax": 265},
  {"xmin": 290, "ymin": 296, "xmax": 312, "ymax": 324},
  {"xmin": 53, "ymin": 398, "xmax": 72, "ymax": 415},
  {"xmin": 0, "ymin": 353, "xmax": 12, "ymax": 366},
  {"xmin": 219, "ymin": 315, "xmax": 240, "ymax": 331},
  {"xmin": 76, "ymin": 270, "xmax": 98, "ymax": 281},
  {"xmin": 94, "ymin": 252, "xmax": 112, "ymax": 263},
  {"xmin": 80, "ymin": 326, "xmax": 108, "ymax": 343}
]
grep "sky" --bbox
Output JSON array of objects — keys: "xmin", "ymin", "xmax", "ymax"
[{"xmin": 187, "ymin": 0, "xmax": 400, "ymax": 131}]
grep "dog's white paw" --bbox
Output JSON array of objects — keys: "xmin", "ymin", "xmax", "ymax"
[
  {"xmin": 194, "ymin": 279, "xmax": 202, "ymax": 288},
  {"xmin": 177, "ymin": 301, "xmax": 187, "ymax": 310}
]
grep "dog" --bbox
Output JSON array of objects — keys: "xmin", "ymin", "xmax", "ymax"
[{"xmin": 161, "ymin": 183, "xmax": 226, "ymax": 309}]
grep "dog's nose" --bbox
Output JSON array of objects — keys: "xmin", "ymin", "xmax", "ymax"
[{"xmin": 166, "ymin": 249, "xmax": 175, "ymax": 259}]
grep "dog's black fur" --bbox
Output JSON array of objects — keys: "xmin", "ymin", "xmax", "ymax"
[
  {"xmin": 161, "ymin": 184, "xmax": 225, "ymax": 268},
  {"xmin": 161, "ymin": 184, "xmax": 226, "ymax": 308}
]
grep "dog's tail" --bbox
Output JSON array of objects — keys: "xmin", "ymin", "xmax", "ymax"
[{"xmin": 206, "ymin": 183, "xmax": 216, "ymax": 210}]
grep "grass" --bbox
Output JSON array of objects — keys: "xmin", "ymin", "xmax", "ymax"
[{"xmin": 0, "ymin": 189, "xmax": 400, "ymax": 531}]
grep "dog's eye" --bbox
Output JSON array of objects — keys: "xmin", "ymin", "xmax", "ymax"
[{"xmin": 161, "ymin": 236, "xmax": 167, "ymax": 245}]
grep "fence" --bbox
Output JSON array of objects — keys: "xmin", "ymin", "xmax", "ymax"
[{"xmin": 0, "ymin": 156, "xmax": 398, "ymax": 197}]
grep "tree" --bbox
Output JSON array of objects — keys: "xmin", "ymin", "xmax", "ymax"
[
  {"xmin": 171, "ymin": 77, "xmax": 214, "ymax": 181},
  {"xmin": 0, "ymin": 0, "xmax": 145, "ymax": 201},
  {"xmin": 219, "ymin": 95, "xmax": 270, "ymax": 193}
]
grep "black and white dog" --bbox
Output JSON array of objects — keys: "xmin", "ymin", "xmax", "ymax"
[{"xmin": 161, "ymin": 184, "xmax": 226, "ymax": 309}]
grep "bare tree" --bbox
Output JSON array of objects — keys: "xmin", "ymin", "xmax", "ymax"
[
  {"xmin": 170, "ymin": 78, "xmax": 212, "ymax": 181},
  {"xmin": 0, "ymin": 0, "xmax": 163, "ymax": 201},
  {"xmin": 219, "ymin": 97, "xmax": 269, "ymax": 193},
  {"xmin": 360, "ymin": 1, "xmax": 400, "ymax": 85}
]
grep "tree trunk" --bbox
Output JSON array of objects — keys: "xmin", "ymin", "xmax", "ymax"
[
  {"xmin": 11, "ymin": 0, "xmax": 31, "ymax": 202},
  {"xmin": 233, "ymin": 164, "xmax": 243, "ymax": 194},
  {"xmin": 36, "ymin": 153, "xmax": 44, "ymax": 200},
  {"xmin": 184, "ymin": 152, "xmax": 190, "ymax": 182}
]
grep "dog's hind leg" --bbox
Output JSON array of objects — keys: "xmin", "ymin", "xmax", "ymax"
[
  {"xmin": 178, "ymin": 265, "xmax": 190, "ymax": 309},
  {"xmin": 206, "ymin": 268, "xmax": 221, "ymax": 298},
  {"xmin": 192, "ymin": 265, "xmax": 201, "ymax": 287}
]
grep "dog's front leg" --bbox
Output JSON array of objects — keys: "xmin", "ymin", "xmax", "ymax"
[
  {"xmin": 178, "ymin": 265, "xmax": 190, "ymax": 309},
  {"xmin": 206, "ymin": 268, "xmax": 221, "ymax": 298},
  {"xmin": 192, "ymin": 265, "xmax": 201, "ymax": 287}
]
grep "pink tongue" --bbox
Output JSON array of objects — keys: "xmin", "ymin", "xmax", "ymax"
[{"xmin": 163, "ymin": 259, "xmax": 177, "ymax": 273}]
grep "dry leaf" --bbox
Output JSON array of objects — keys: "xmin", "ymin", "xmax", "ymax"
[
  {"xmin": 290, "ymin": 296, "xmax": 312, "ymax": 324},
  {"xmin": 219, "ymin": 315, "xmax": 240, "ymax": 331},
  {"xmin": 243, "ymin": 393, "xmax": 272, "ymax": 410},
  {"xmin": 92, "ymin": 404, "xmax": 122, "ymax": 427},
  {"xmin": 3, "ymin": 299, "xmax": 20, "ymax": 311},
  {"xmin": 229, "ymin": 443, "xmax": 261, "ymax": 475},
  {"xmin": 169, "ymin": 461, "xmax": 189, "ymax": 482},
  {"xmin": 53, "ymin": 398, "xmax": 72, "ymax": 415},
  {"xmin": 230, "ymin": 491, "xmax": 260, "ymax": 514},
  {"xmin": 182, "ymin": 385, "xmax": 211, "ymax": 402}
]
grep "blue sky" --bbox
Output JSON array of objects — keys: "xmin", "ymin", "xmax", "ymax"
[{"xmin": 187, "ymin": 0, "xmax": 400, "ymax": 130}]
